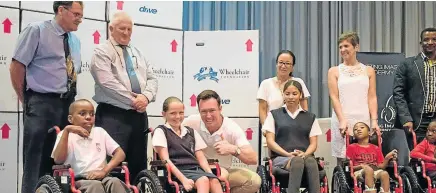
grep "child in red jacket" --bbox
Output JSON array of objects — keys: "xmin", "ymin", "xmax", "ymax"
[
  {"xmin": 346, "ymin": 122, "xmax": 397, "ymax": 193},
  {"xmin": 410, "ymin": 120, "xmax": 436, "ymax": 178}
]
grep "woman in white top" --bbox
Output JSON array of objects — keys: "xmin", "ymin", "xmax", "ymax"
[
  {"xmin": 327, "ymin": 32, "xmax": 380, "ymax": 165},
  {"xmin": 257, "ymin": 50, "xmax": 311, "ymax": 125}
]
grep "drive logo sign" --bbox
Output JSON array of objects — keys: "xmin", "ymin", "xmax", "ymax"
[
  {"xmin": 189, "ymin": 94, "xmax": 230, "ymax": 107},
  {"xmin": 139, "ymin": 6, "xmax": 158, "ymax": 14}
]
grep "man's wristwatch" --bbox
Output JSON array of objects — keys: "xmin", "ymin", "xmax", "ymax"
[{"xmin": 234, "ymin": 147, "xmax": 241, "ymax": 156}]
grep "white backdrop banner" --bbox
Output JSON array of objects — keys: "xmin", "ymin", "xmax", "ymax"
[
  {"xmin": 0, "ymin": 113, "xmax": 19, "ymax": 193},
  {"xmin": 130, "ymin": 26, "xmax": 183, "ymax": 116},
  {"xmin": 0, "ymin": 7, "xmax": 19, "ymax": 112},
  {"xmin": 74, "ymin": 19, "xmax": 107, "ymax": 109},
  {"xmin": 21, "ymin": 1, "xmax": 106, "ymax": 21},
  {"xmin": 315, "ymin": 118, "xmax": 333, "ymax": 190},
  {"xmin": 0, "ymin": 1, "xmax": 18, "ymax": 8},
  {"xmin": 230, "ymin": 118, "xmax": 259, "ymax": 172},
  {"xmin": 183, "ymin": 30, "xmax": 259, "ymax": 117},
  {"xmin": 108, "ymin": 1, "xmax": 183, "ymax": 30}
]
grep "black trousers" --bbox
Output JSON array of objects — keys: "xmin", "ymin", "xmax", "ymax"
[
  {"xmin": 405, "ymin": 112, "xmax": 436, "ymax": 150},
  {"xmin": 95, "ymin": 103, "xmax": 149, "ymax": 181},
  {"xmin": 22, "ymin": 90, "xmax": 73, "ymax": 193}
]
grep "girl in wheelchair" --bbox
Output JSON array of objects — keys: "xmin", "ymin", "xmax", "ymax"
[
  {"xmin": 410, "ymin": 120, "xmax": 436, "ymax": 178},
  {"xmin": 346, "ymin": 122, "xmax": 397, "ymax": 193},
  {"xmin": 151, "ymin": 96, "xmax": 223, "ymax": 193},
  {"xmin": 263, "ymin": 80, "xmax": 322, "ymax": 193}
]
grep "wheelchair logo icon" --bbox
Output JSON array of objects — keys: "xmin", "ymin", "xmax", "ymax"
[{"xmin": 193, "ymin": 67, "xmax": 219, "ymax": 82}]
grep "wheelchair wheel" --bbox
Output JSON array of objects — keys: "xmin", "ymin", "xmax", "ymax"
[
  {"xmin": 331, "ymin": 166, "xmax": 349, "ymax": 193},
  {"xmin": 256, "ymin": 165, "xmax": 269, "ymax": 193},
  {"xmin": 135, "ymin": 170, "xmax": 164, "ymax": 193},
  {"xmin": 34, "ymin": 175, "xmax": 62, "ymax": 193},
  {"xmin": 401, "ymin": 173, "xmax": 412, "ymax": 193},
  {"xmin": 400, "ymin": 166, "xmax": 420, "ymax": 193}
]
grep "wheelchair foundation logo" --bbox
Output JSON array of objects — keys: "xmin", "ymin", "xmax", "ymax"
[
  {"xmin": 194, "ymin": 67, "xmax": 219, "ymax": 82},
  {"xmin": 194, "ymin": 66, "xmax": 251, "ymax": 82}
]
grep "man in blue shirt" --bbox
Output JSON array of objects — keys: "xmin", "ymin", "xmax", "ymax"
[{"xmin": 9, "ymin": 1, "xmax": 83, "ymax": 192}]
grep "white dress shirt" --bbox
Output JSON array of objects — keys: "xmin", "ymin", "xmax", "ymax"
[{"xmin": 90, "ymin": 37, "xmax": 158, "ymax": 110}]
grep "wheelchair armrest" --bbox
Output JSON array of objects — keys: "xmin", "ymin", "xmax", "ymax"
[
  {"xmin": 150, "ymin": 160, "xmax": 167, "ymax": 167},
  {"xmin": 119, "ymin": 162, "xmax": 139, "ymax": 193},
  {"xmin": 52, "ymin": 164, "xmax": 71, "ymax": 170},
  {"xmin": 389, "ymin": 158, "xmax": 404, "ymax": 190},
  {"xmin": 74, "ymin": 174, "xmax": 88, "ymax": 181},
  {"xmin": 409, "ymin": 158, "xmax": 423, "ymax": 165},
  {"xmin": 263, "ymin": 157, "xmax": 271, "ymax": 161},
  {"xmin": 315, "ymin": 157, "xmax": 325, "ymax": 169},
  {"xmin": 207, "ymin": 159, "xmax": 219, "ymax": 164}
]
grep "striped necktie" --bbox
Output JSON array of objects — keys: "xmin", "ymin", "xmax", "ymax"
[{"xmin": 121, "ymin": 45, "xmax": 141, "ymax": 94}]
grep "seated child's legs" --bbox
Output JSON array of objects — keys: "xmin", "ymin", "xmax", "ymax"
[
  {"xmin": 76, "ymin": 180, "xmax": 105, "ymax": 193},
  {"xmin": 374, "ymin": 170, "xmax": 390, "ymax": 193},
  {"xmin": 209, "ymin": 177, "xmax": 224, "ymax": 193},
  {"xmin": 355, "ymin": 165, "xmax": 376, "ymax": 193},
  {"xmin": 195, "ymin": 176, "xmax": 210, "ymax": 193},
  {"xmin": 303, "ymin": 156, "xmax": 320, "ymax": 193},
  {"xmin": 101, "ymin": 177, "xmax": 128, "ymax": 193}
]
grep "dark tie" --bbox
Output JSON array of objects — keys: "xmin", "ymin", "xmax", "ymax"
[
  {"xmin": 63, "ymin": 33, "xmax": 76, "ymax": 96},
  {"xmin": 121, "ymin": 46, "xmax": 141, "ymax": 94}
]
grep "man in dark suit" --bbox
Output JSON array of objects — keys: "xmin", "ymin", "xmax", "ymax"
[{"xmin": 393, "ymin": 27, "xmax": 436, "ymax": 149}]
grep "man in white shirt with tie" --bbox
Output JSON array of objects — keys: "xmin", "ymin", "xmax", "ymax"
[{"xmin": 90, "ymin": 11, "xmax": 158, "ymax": 181}]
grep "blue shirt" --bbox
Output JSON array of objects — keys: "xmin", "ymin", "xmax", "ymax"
[{"xmin": 13, "ymin": 19, "xmax": 81, "ymax": 94}]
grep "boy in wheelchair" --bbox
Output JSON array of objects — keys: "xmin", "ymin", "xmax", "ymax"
[
  {"xmin": 151, "ymin": 97, "xmax": 223, "ymax": 193},
  {"xmin": 51, "ymin": 99, "xmax": 128, "ymax": 193},
  {"xmin": 346, "ymin": 122, "xmax": 398, "ymax": 193},
  {"xmin": 410, "ymin": 120, "xmax": 436, "ymax": 178}
]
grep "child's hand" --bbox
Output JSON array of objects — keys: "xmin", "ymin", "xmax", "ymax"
[
  {"xmin": 66, "ymin": 125, "xmax": 90, "ymax": 138},
  {"xmin": 385, "ymin": 149, "xmax": 398, "ymax": 160},
  {"xmin": 86, "ymin": 170, "xmax": 107, "ymax": 180},
  {"xmin": 182, "ymin": 178, "xmax": 195, "ymax": 192},
  {"xmin": 287, "ymin": 152, "xmax": 299, "ymax": 157},
  {"xmin": 295, "ymin": 150, "xmax": 305, "ymax": 158}
]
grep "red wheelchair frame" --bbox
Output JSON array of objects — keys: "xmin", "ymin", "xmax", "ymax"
[
  {"xmin": 49, "ymin": 126, "xmax": 139, "ymax": 193},
  {"xmin": 344, "ymin": 129, "xmax": 404, "ymax": 193}
]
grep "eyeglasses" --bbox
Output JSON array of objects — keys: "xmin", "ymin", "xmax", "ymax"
[
  {"xmin": 427, "ymin": 130, "xmax": 436, "ymax": 134},
  {"xmin": 278, "ymin": 61, "xmax": 293, "ymax": 66},
  {"xmin": 61, "ymin": 6, "xmax": 83, "ymax": 19}
]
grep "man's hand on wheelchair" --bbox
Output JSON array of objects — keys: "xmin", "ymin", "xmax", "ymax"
[
  {"xmin": 181, "ymin": 178, "xmax": 195, "ymax": 192},
  {"xmin": 65, "ymin": 125, "xmax": 90, "ymax": 138},
  {"xmin": 86, "ymin": 170, "xmax": 107, "ymax": 180}
]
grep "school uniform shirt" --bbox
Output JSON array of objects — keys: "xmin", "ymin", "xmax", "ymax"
[
  {"xmin": 257, "ymin": 77, "xmax": 311, "ymax": 111},
  {"xmin": 152, "ymin": 123, "xmax": 207, "ymax": 151},
  {"xmin": 262, "ymin": 105, "xmax": 322, "ymax": 137},
  {"xmin": 51, "ymin": 127, "xmax": 120, "ymax": 175},
  {"xmin": 182, "ymin": 114, "xmax": 250, "ymax": 169},
  {"xmin": 410, "ymin": 139, "xmax": 436, "ymax": 171}
]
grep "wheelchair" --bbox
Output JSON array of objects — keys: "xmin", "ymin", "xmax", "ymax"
[
  {"xmin": 35, "ymin": 126, "xmax": 139, "ymax": 193},
  {"xmin": 134, "ymin": 128, "xmax": 231, "ymax": 193},
  {"xmin": 331, "ymin": 130, "xmax": 417, "ymax": 193},
  {"xmin": 407, "ymin": 130, "xmax": 435, "ymax": 193},
  {"xmin": 256, "ymin": 155, "xmax": 329, "ymax": 193}
]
